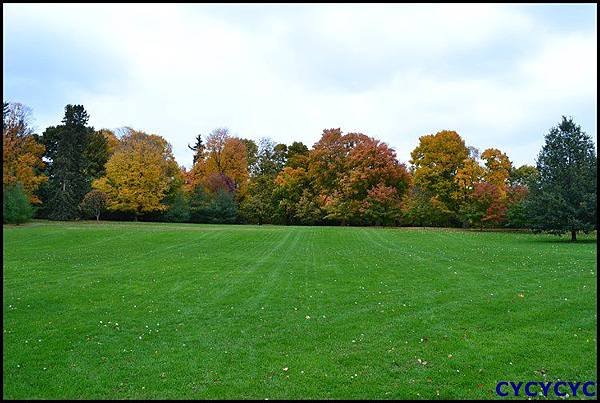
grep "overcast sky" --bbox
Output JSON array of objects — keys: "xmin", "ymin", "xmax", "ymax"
[{"xmin": 3, "ymin": 3, "xmax": 597, "ymax": 168}]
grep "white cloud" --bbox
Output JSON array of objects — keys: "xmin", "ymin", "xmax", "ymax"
[{"xmin": 3, "ymin": 4, "xmax": 597, "ymax": 168}]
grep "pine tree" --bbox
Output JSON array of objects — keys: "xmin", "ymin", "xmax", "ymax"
[
  {"xmin": 526, "ymin": 116, "xmax": 597, "ymax": 241},
  {"xmin": 188, "ymin": 134, "xmax": 205, "ymax": 165},
  {"xmin": 41, "ymin": 105, "xmax": 104, "ymax": 220}
]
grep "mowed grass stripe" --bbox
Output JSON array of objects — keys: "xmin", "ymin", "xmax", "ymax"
[{"xmin": 2, "ymin": 221, "xmax": 596, "ymax": 399}]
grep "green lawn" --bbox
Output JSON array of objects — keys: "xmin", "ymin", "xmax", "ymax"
[{"xmin": 2, "ymin": 221, "xmax": 597, "ymax": 399}]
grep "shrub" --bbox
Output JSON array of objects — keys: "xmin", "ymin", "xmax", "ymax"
[
  {"xmin": 79, "ymin": 190, "xmax": 108, "ymax": 221},
  {"xmin": 3, "ymin": 183, "xmax": 34, "ymax": 225}
]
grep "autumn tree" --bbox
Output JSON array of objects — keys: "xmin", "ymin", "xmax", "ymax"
[
  {"xmin": 254, "ymin": 138, "xmax": 280, "ymax": 176},
  {"xmin": 360, "ymin": 183, "xmax": 404, "ymax": 226},
  {"xmin": 453, "ymin": 155, "xmax": 485, "ymax": 224},
  {"xmin": 525, "ymin": 116, "xmax": 597, "ymax": 241},
  {"xmin": 274, "ymin": 129, "xmax": 411, "ymax": 226},
  {"xmin": 93, "ymin": 129, "xmax": 182, "ymax": 220},
  {"xmin": 286, "ymin": 141, "xmax": 309, "ymax": 168},
  {"xmin": 294, "ymin": 189, "xmax": 324, "ymax": 225},
  {"xmin": 459, "ymin": 182, "xmax": 506, "ymax": 228},
  {"xmin": 502, "ymin": 165, "xmax": 539, "ymax": 228},
  {"xmin": 481, "ymin": 148, "xmax": 512, "ymax": 198},
  {"xmin": 273, "ymin": 165, "xmax": 315, "ymax": 224},
  {"xmin": 79, "ymin": 189, "xmax": 108, "ymax": 221},
  {"xmin": 203, "ymin": 172, "xmax": 235, "ymax": 194},
  {"xmin": 408, "ymin": 130, "xmax": 469, "ymax": 225},
  {"xmin": 307, "ymin": 128, "xmax": 347, "ymax": 200},
  {"xmin": 322, "ymin": 133, "xmax": 410, "ymax": 225},
  {"xmin": 98, "ymin": 129, "xmax": 120, "ymax": 156},
  {"xmin": 453, "ymin": 147, "xmax": 513, "ymax": 227},
  {"xmin": 189, "ymin": 128, "xmax": 249, "ymax": 198},
  {"xmin": 302, "ymin": 129, "xmax": 361, "ymax": 224},
  {"xmin": 2, "ymin": 102, "xmax": 47, "ymax": 204}
]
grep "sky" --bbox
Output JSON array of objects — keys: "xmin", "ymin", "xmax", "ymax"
[{"xmin": 3, "ymin": 3, "xmax": 597, "ymax": 168}]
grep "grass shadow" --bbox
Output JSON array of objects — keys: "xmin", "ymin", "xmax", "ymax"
[{"xmin": 528, "ymin": 236, "xmax": 597, "ymax": 244}]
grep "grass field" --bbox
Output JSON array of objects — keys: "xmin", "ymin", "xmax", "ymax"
[{"xmin": 2, "ymin": 221, "xmax": 597, "ymax": 399}]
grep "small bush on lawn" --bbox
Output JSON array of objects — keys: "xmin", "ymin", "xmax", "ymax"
[{"xmin": 3, "ymin": 183, "xmax": 34, "ymax": 225}]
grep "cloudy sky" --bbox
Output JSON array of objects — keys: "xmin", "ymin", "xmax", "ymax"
[{"xmin": 3, "ymin": 3, "xmax": 597, "ymax": 168}]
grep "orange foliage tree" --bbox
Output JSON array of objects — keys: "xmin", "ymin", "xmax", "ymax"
[
  {"xmin": 481, "ymin": 148, "xmax": 512, "ymax": 198},
  {"xmin": 274, "ymin": 129, "xmax": 410, "ymax": 225},
  {"xmin": 2, "ymin": 102, "xmax": 47, "ymax": 204},
  {"xmin": 188, "ymin": 128, "xmax": 249, "ymax": 198}
]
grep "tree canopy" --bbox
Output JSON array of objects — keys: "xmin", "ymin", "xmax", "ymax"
[
  {"xmin": 3, "ymin": 101, "xmax": 595, "ymax": 238},
  {"xmin": 92, "ymin": 129, "xmax": 182, "ymax": 219},
  {"xmin": 525, "ymin": 116, "xmax": 597, "ymax": 241}
]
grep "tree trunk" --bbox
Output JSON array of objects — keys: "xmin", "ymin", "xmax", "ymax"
[
  {"xmin": 96, "ymin": 213, "xmax": 100, "ymax": 222},
  {"xmin": 571, "ymin": 230, "xmax": 577, "ymax": 242}
]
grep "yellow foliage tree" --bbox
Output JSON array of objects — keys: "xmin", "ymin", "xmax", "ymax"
[
  {"xmin": 410, "ymin": 130, "xmax": 469, "ymax": 213},
  {"xmin": 453, "ymin": 155, "xmax": 485, "ymax": 205},
  {"xmin": 481, "ymin": 148, "xmax": 512, "ymax": 198},
  {"xmin": 92, "ymin": 129, "xmax": 182, "ymax": 219},
  {"xmin": 97, "ymin": 129, "xmax": 120, "ymax": 156}
]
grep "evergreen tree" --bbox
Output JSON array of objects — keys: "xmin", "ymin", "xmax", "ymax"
[
  {"xmin": 188, "ymin": 134, "xmax": 205, "ymax": 165},
  {"xmin": 164, "ymin": 191, "xmax": 191, "ymax": 223},
  {"xmin": 3, "ymin": 183, "xmax": 34, "ymax": 224},
  {"xmin": 84, "ymin": 130, "xmax": 110, "ymax": 179},
  {"xmin": 208, "ymin": 189, "xmax": 238, "ymax": 224},
  {"xmin": 505, "ymin": 198, "xmax": 529, "ymax": 228},
  {"xmin": 41, "ymin": 105, "xmax": 102, "ymax": 220},
  {"xmin": 189, "ymin": 185, "xmax": 213, "ymax": 223},
  {"xmin": 526, "ymin": 116, "xmax": 597, "ymax": 241}
]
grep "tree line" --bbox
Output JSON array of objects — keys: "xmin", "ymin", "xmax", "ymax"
[{"xmin": 3, "ymin": 102, "xmax": 596, "ymax": 240}]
